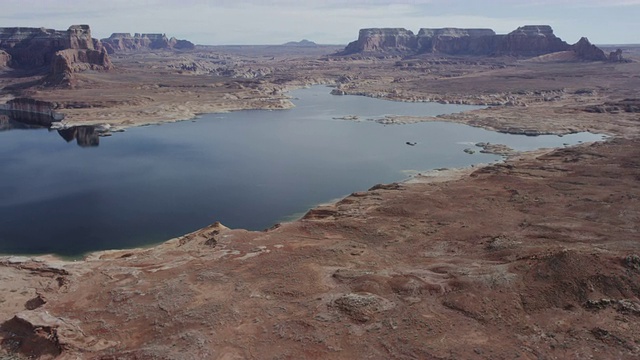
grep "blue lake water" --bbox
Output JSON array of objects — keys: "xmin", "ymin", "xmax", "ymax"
[{"xmin": 0, "ymin": 86, "xmax": 605, "ymax": 257}]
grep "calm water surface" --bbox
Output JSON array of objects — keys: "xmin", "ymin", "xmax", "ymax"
[{"xmin": 0, "ymin": 86, "xmax": 605, "ymax": 257}]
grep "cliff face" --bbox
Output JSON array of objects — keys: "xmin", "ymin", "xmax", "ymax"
[
  {"xmin": 0, "ymin": 49, "xmax": 10, "ymax": 67},
  {"xmin": 0, "ymin": 27, "xmax": 67, "ymax": 68},
  {"xmin": 570, "ymin": 37, "xmax": 608, "ymax": 61},
  {"xmin": 101, "ymin": 33, "xmax": 195, "ymax": 53},
  {"xmin": 493, "ymin": 26, "xmax": 569, "ymax": 56},
  {"xmin": 0, "ymin": 25, "xmax": 112, "ymax": 86},
  {"xmin": 340, "ymin": 25, "xmax": 609, "ymax": 60},
  {"xmin": 416, "ymin": 28, "xmax": 497, "ymax": 55},
  {"xmin": 343, "ymin": 28, "xmax": 417, "ymax": 54},
  {"xmin": 48, "ymin": 48, "xmax": 113, "ymax": 85},
  {"xmin": 0, "ymin": 25, "xmax": 110, "ymax": 68}
]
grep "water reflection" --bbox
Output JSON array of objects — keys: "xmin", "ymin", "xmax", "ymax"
[
  {"xmin": 0, "ymin": 115, "xmax": 99, "ymax": 147},
  {"xmin": 0, "ymin": 116, "xmax": 43, "ymax": 131},
  {"xmin": 57, "ymin": 126, "xmax": 100, "ymax": 147}
]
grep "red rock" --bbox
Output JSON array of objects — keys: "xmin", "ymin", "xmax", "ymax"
[{"xmin": 0, "ymin": 25, "xmax": 112, "ymax": 86}]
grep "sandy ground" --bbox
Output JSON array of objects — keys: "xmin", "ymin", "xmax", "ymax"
[{"xmin": 1, "ymin": 46, "xmax": 640, "ymax": 359}]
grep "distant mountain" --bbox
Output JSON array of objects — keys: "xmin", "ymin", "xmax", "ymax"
[{"xmin": 282, "ymin": 39, "xmax": 317, "ymax": 47}]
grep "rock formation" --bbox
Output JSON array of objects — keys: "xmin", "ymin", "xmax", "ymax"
[
  {"xmin": 101, "ymin": 33, "xmax": 195, "ymax": 53},
  {"xmin": 0, "ymin": 25, "xmax": 111, "ymax": 69},
  {"xmin": 494, "ymin": 25, "xmax": 569, "ymax": 56},
  {"xmin": 570, "ymin": 37, "xmax": 608, "ymax": 61},
  {"xmin": 47, "ymin": 47, "xmax": 112, "ymax": 85},
  {"xmin": 343, "ymin": 28, "xmax": 417, "ymax": 54},
  {"xmin": 340, "ymin": 25, "xmax": 610, "ymax": 61},
  {"xmin": 0, "ymin": 25, "xmax": 112, "ymax": 86},
  {"xmin": 0, "ymin": 49, "xmax": 10, "ymax": 67},
  {"xmin": 416, "ymin": 28, "xmax": 496, "ymax": 54},
  {"xmin": 283, "ymin": 39, "xmax": 318, "ymax": 47},
  {"xmin": 57, "ymin": 126, "xmax": 100, "ymax": 147},
  {"xmin": 609, "ymin": 48, "xmax": 627, "ymax": 62}
]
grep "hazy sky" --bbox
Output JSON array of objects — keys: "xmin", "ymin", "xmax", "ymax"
[{"xmin": 1, "ymin": 0, "xmax": 638, "ymax": 45}]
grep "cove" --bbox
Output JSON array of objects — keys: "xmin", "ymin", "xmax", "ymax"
[{"xmin": 0, "ymin": 86, "xmax": 605, "ymax": 257}]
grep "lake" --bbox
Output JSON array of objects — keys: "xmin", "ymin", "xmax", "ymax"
[{"xmin": 0, "ymin": 86, "xmax": 605, "ymax": 257}]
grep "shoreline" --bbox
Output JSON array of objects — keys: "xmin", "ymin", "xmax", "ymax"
[
  {"xmin": 0, "ymin": 136, "xmax": 598, "ymax": 263},
  {"xmin": 1, "ymin": 83, "xmax": 610, "ymax": 261},
  {"xmin": 0, "ymin": 83, "xmax": 615, "ymax": 261}
]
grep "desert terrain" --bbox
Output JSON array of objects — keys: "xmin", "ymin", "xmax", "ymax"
[{"xmin": 1, "ymin": 25, "xmax": 640, "ymax": 359}]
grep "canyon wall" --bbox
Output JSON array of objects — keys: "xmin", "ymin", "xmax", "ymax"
[
  {"xmin": 0, "ymin": 25, "xmax": 112, "ymax": 86},
  {"xmin": 340, "ymin": 25, "xmax": 617, "ymax": 61},
  {"xmin": 101, "ymin": 33, "xmax": 195, "ymax": 53},
  {"xmin": 343, "ymin": 28, "xmax": 417, "ymax": 54},
  {"xmin": 0, "ymin": 25, "xmax": 111, "ymax": 69},
  {"xmin": 492, "ymin": 25, "xmax": 569, "ymax": 56}
]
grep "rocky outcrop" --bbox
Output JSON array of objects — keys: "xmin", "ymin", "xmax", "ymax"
[
  {"xmin": 570, "ymin": 37, "xmax": 608, "ymax": 61},
  {"xmin": 101, "ymin": 33, "xmax": 195, "ymax": 53},
  {"xmin": 0, "ymin": 27, "xmax": 67, "ymax": 68},
  {"xmin": 0, "ymin": 25, "xmax": 110, "ymax": 69},
  {"xmin": 0, "ymin": 25, "xmax": 112, "ymax": 86},
  {"xmin": 609, "ymin": 49, "xmax": 627, "ymax": 62},
  {"xmin": 584, "ymin": 99, "xmax": 640, "ymax": 113},
  {"xmin": 47, "ymin": 47, "xmax": 112, "ymax": 85},
  {"xmin": 342, "ymin": 28, "xmax": 417, "ymax": 54},
  {"xmin": 494, "ymin": 25, "xmax": 569, "ymax": 56},
  {"xmin": 340, "ymin": 25, "xmax": 609, "ymax": 60},
  {"xmin": 0, "ymin": 49, "xmax": 10, "ymax": 67}
]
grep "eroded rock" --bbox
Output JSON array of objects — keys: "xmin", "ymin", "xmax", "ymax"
[
  {"xmin": 339, "ymin": 24, "xmax": 610, "ymax": 61},
  {"xmin": 332, "ymin": 292, "xmax": 395, "ymax": 322},
  {"xmin": 101, "ymin": 33, "xmax": 195, "ymax": 53}
]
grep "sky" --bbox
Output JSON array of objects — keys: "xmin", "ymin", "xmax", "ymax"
[{"xmin": 1, "ymin": 0, "xmax": 638, "ymax": 45}]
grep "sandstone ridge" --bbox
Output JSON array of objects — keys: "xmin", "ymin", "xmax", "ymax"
[
  {"xmin": 340, "ymin": 25, "xmax": 621, "ymax": 61},
  {"xmin": 101, "ymin": 33, "xmax": 195, "ymax": 53}
]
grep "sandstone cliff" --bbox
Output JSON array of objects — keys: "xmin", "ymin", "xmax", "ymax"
[
  {"xmin": 0, "ymin": 25, "xmax": 110, "ymax": 68},
  {"xmin": 415, "ymin": 28, "xmax": 496, "ymax": 55},
  {"xmin": 340, "ymin": 25, "xmax": 610, "ymax": 61},
  {"xmin": 0, "ymin": 25, "xmax": 112, "ymax": 86},
  {"xmin": 101, "ymin": 33, "xmax": 195, "ymax": 53},
  {"xmin": 494, "ymin": 25, "xmax": 569, "ymax": 56},
  {"xmin": 342, "ymin": 28, "xmax": 417, "ymax": 54}
]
